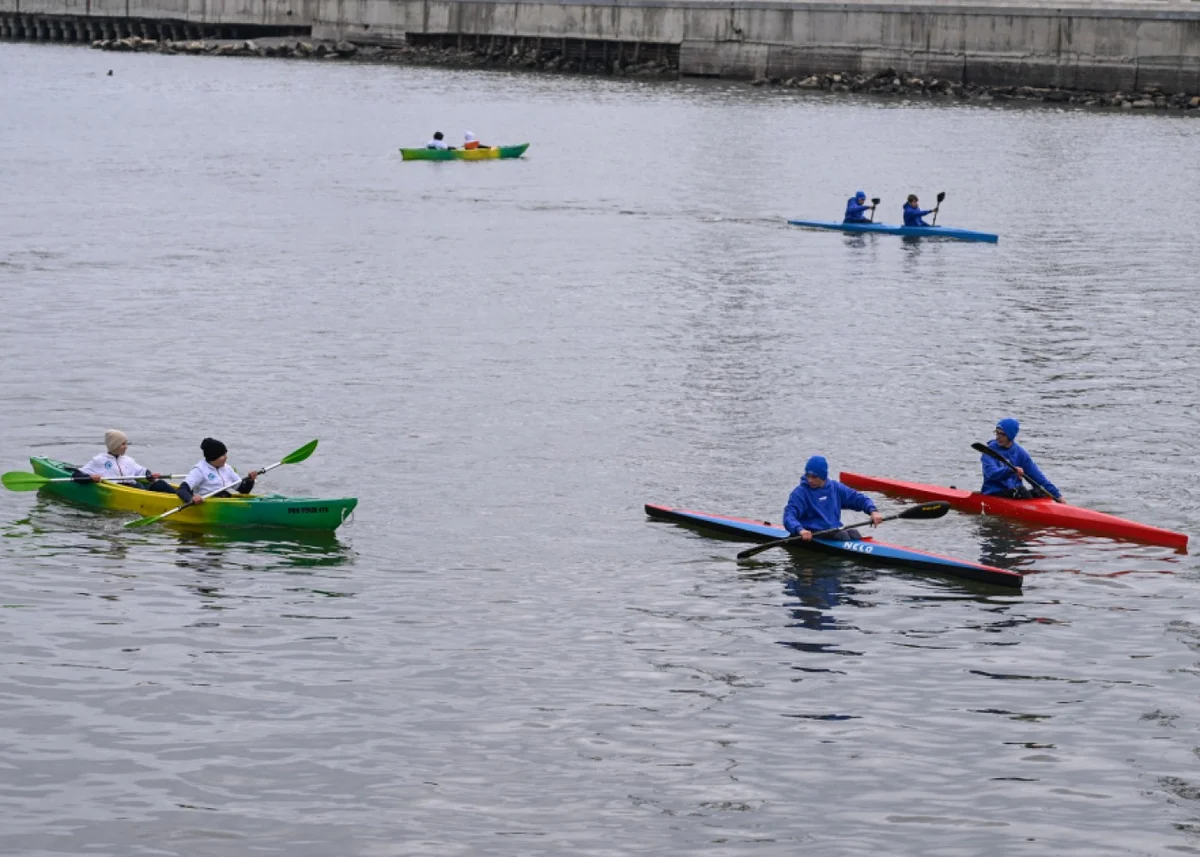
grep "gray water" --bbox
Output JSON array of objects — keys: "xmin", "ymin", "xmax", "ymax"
[{"xmin": 1, "ymin": 42, "xmax": 1199, "ymax": 856}]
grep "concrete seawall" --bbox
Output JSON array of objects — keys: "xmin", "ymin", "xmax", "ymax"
[{"xmin": 3, "ymin": 0, "xmax": 1199, "ymax": 93}]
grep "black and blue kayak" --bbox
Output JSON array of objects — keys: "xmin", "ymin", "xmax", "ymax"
[
  {"xmin": 645, "ymin": 503, "xmax": 1022, "ymax": 588},
  {"xmin": 787, "ymin": 219, "xmax": 999, "ymax": 243}
]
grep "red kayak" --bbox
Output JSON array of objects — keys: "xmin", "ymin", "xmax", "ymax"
[{"xmin": 840, "ymin": 472, "xmax": 1188, "ymax": 552}]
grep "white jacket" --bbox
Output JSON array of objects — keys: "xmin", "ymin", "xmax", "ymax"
[
  {"xmin": 80, "ymin": 452, "xmax": 150, "ymax": 483},
  {"xmin": 183, "ymin": 459, "xmax": 243, "ymax": 495}
]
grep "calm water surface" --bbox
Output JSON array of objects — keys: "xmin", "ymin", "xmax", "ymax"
[{"xmin": 1, "ymin": 42, "xmax": 1198, "ymax": 856}]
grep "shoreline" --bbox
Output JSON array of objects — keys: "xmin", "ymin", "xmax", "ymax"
[{"xmin": 85, "ymin": 36, "xmax": 1200, "ymax": 113}]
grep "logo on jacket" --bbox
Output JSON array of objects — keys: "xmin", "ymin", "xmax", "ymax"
[{"xmin": 104, "ymin": 462, "xmax": 112, "ymax": 469}]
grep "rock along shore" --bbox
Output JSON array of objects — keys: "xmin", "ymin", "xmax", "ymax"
[{"xmin": 92, "ymin": 37, "xmax": 1199, "ymax": 112}]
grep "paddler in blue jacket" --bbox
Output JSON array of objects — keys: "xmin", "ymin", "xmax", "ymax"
[
  {"xmin": 902, "ymin": 194, "xmax": 936, "ymax": 227},
  {"xmin": 980, "ymin": 418, "xmax": 1063, "ymax": 501},
  {"xmin": 784, "ymin": 455, "xmax": 883, "ymax": 540},
  {"xmin": 843, "ymin": 191, "xmax": 873, "ymax": 223}
]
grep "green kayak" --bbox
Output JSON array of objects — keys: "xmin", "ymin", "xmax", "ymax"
[
  {"xmin": 29, "ymin": 457, "xmax": 357, "ymax": 532},
  {"xmin": 399, "ymin": 143, "xmax": 530, "ymax": 161}
]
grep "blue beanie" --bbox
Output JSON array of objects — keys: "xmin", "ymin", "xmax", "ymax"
[
  {"xmin": 996, "ymin": 418, "xmax": 1020, "ymax": 441},
  {"xmin": 804, "ymin": 455, "xmax": 829, "ymax": 480}
]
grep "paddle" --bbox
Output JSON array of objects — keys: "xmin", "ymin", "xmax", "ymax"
[
  {"xmin": 931, "ymin": 190, "xmax": 946, "ymax": 226},
  {"xmin": 869, "ymin": 197, "xmax": 881, "ymax": 222},
  {"xmin": 2, "ymin": 471, "xmax": 187, "ymax": 492},
  {"xmin": 971, "ymin": 441, "xmax": 1063, "ymax": 503},
  {"xmin": 124, "ymin": 439, "xmax": 319, "ymax": 528},
  {"xmin": 735, "ymin": 501, "xmax": 950, "ymax": 561}
]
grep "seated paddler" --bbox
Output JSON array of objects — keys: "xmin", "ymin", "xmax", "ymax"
[
  {"xmin": 426, "ymin": 131, "xmax": 453, "ymax": 150},
  {"xmin": 843, "ymin": 190, "xmax": 872, "ymax": 224},
  {"xmin": 784, "ymin": 455, "xmax": 883, "ymax": 541},
  {"xmin": 980, "ymin": 418, "xmax": 1063, "ymax": 501},
  {"xmin": 72, "ymin": 429, "xmax": 173, "ymax": 493},
  {"xmin": 902, "ymin": 194, "xmax": 936, "ymax": 227},
  {"xmin": 177, "ymin": 438, "xmax": 260, "ymax": 505},
  {"xmin": 462, "ymin": 131, "xmax": 489, "ymax": 150}
]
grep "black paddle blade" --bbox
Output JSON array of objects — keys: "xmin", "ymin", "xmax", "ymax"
[
  {"xmin": 936, "ymin": 191, "xmax": 946, "ymax": 203},
  {"xmin": 897, "ymin": 501, "xmax": 950, "ymax": 520},
  {"xmin": 871, "ymin": 197, "xmax": 881, "ymax": 205},
  {"xmin": 972, "ymin": 441, "xmax": 1008, "ymax": 464}
]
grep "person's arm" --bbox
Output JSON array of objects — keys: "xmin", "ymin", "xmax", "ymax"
[
  {"xmin": 1014, "ymin": 448, "xmax": 1061, "ymax": 499},
  {"xmin": 176, "ymin": 481, "xmax": 195, "ymax": 503},
  {"xmin": 782, "ymin": 491, "xmax": 805, "ymax": 536},
  {"xmin": 235, "ymin": 472, "xmax": 257, "ymax": 494},
  {"xmin": 71, "ymin": 468, "xmax": 98, "ymax": 484}
]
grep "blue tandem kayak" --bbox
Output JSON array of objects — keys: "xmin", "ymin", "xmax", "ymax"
[
  {"xmin": 787, "ymin": 219, "xmax": 999, "ymax": 243},
  {"xmin": 645, "ymin": 503, "xmax": 1022, "ymax": 588}
]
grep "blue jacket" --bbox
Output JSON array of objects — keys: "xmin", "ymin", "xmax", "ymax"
[
  {"xmin": 783, "ymin": 479, "xmax": 878, "ymax": 535},
  {"xmin": 844, "ymin": 197, "xmax": 871, "ymax": 223},
  {"xmin": 903, "ymin": 203, "xmax": 934, "ymax": 227},
  {"xmin": 980, "ymin": 440, "xmax": 1061, "ymax": 499}
]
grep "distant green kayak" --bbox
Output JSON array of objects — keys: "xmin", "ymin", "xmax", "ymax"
[
  {"xmin": 399, "ymin": 143, "xmax": 529, "ymax": 161},
  {"xmin": 29, "ymin": 457, "xmax": 357, "ymax": 532}
]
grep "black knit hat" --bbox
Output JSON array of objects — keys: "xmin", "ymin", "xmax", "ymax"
[{"xmin": 201, "ymin": 437, "xmax": 228, "ymax": 462}]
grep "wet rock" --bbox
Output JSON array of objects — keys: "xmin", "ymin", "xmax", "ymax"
[
  {"xmin": 1131, "ymin": 98, "xmax": 1155, "ymax": 108},
  {"xmin": 335, "ymin": 40, "xmax": 357, "ymax": 57}
]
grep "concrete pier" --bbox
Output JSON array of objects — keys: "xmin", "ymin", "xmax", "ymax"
[{"xmin": 2, "ymin": 0, "xmax": 1198, "ymax": 94}]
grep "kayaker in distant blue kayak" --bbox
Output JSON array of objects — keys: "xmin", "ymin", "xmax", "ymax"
[
  {"xmin": 843, "ymin": 191, "xmax": 873, "ymax": 224},
  {"xmin": 980, "ymin": 418, "xmax": 1063, "ymax": 501},
  {"xmin": 784, "ymin": 455, "xmax": 882, "ymax": 541},
  {"xmin": 902, "ymin": 194, "xmax": 936, "ymax": 227}
]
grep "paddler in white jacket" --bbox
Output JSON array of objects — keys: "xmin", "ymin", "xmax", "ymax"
[
  {"xmin": 71, "ymin": 429, "xmax": 174, "ymax": 493},
  {"xmin": 176, "ymin": 437, "xmax": 261, "ymax": 505}
]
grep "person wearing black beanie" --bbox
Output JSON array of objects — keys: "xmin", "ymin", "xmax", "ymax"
[{"xmin": 176, "ymin": 438, "xmax": 261, "ymax": 504}]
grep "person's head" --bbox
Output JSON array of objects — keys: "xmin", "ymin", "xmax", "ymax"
[
  {"xmin": 994, "ymin": 418, "xmax": 1020, "ymax": 448},
  {"xmin": 906, "ymin": 194, "xmax": 918, "ymax": 205},
  {"xmin": 104, "ymin": 429, "xmax": 128, "ymax": 456},
  {"xmin": 804, "ymin": 455, "xmax": 829, "ymax": 488},
  {"xmin": 201, "ymin": 437, "xmax": 228, "ymax": 467},
  {"xmin": 855, "ymin": 190, "xmax": 866, "ymax": 202},
  {"xmin": 465, "ymin": 130, "xmax": 476, "ymax": 142},
  {"xmin": 433, "ymin": 131, "xmax": 444, "ymax": 141}
]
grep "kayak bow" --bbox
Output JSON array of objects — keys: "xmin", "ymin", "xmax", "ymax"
[
  {"xmin": 646, "ymin": 503, "xmax": 1023, "ymax": 588},
  {"xmin": 839, "ymin": 472, "xmax": 1188, "ymax": 551},
  {"xmin": 29, "ymin": 457, "xmax": 356, "ymax": 532},
  {"xmin": 787, "ymin": 219, "xmax": 999, "ymax": 243}
]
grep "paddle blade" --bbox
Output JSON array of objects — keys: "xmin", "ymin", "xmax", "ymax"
[
  {"xmin": 2, "ymin": 471, "xmax": 48, "ymax": 491},
  {"xmin": 897, "ymin": 501, "xmax": 950, "ymax": 520},
  {"xmin": 281, "ymin": 439, "xmax": 319, "ymax": 465},
  {"xmin": 125, "ymin": 512, "xmax": 167, "ymax": 528},
  {"xmin": 870, "ymin": 197, "xmax": 881, "ymax": 205},
  {"xmin": 936, "ymin": 191, "xmax": 946, "ymax": 203}
]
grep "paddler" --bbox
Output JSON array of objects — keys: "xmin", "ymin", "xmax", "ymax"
[
  {"xmin": 902, "ymin": 194, "xmax": 936, "ymax": 227},
  {"xmin": 71, "ymin": 429, "xmax": 174, "ymax": 493},
  {"xmin": 784, "ymin": 455, "xmax": 883, "ymax": 541},
  {"xmin": 462, "ymin": 131, "xmax": 489, "ymax": 150},
  {"xmin": 425, "ymin": 131, "xmax": 453, "ymax": 150},
  {"xmin": 980, "ymin": 418, "xmax": 1063, "ymax": 501},
  {"xmin": 177, "ymin": 438, "xmax": 260, "ymax": 505},
  {"xmin": 843, "ymin": 190, "xmax": 873, "ymax": 224}
]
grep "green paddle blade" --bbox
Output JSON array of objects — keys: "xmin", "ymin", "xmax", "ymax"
[
  {"xmin": 281, "ymin": 439, "xmax": 319, "ymax": 465},
  {"xmin": 2, "ymin": 471, "xmax": 48, "ymax": 491}
]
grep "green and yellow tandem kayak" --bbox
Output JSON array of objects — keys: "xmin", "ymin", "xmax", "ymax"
[
  {"xmin": 30, "ymin": 457, "xmax": 357, "ymax": 532},
  {"xmin": 399, "ymin": 143, "xmax": 530, "ymax": 161}
]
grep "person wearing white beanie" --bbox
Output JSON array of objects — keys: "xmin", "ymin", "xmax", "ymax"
[{"xmin": 71, "ymin": 430, "xmax": 174, "ymax": 493}]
